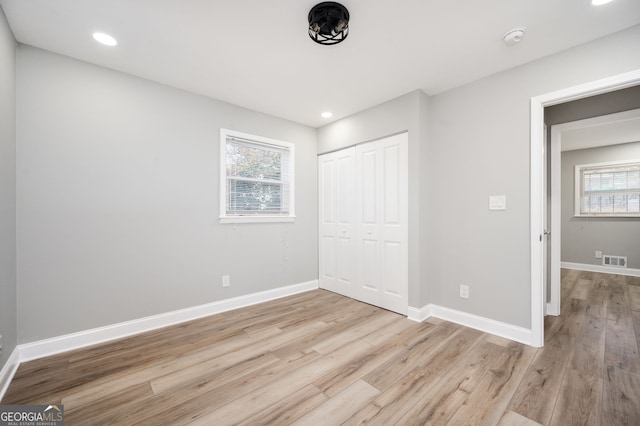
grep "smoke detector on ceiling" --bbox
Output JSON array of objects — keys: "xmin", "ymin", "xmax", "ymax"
[{"xmin": 503, "ymin": 27, "xmax": 526, "ymax": 45}]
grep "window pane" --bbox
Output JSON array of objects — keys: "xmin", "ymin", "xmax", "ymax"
[
  {"xmin": 584, "ymin": 174, "xmax": 592, "ymax": 191},
  {"xmin": 600, "ymin": 194, "xmax": 613, "ymax": 212},
  {"xmin": 613, "ymin": 172, "xmax": 627, "ymax": 190},
  {"xmin": 226, "ymin": 142, "xmax": 283, "ymax": 181},
  {"xmin": 613, "ymin": 194, "xmax": 627, "ymax": 212},
  {"xmin": 629, "ymin": 194, "xmax": 640, "ymax": 212},
  {"xmin": 227, "ymin": 180, "xmax": 286, "ymax": 213},
  {"xmin": 629, "ymin": 171, "xmax": 640, "ymax": 189},
  {"xmin": 600, "ymin": 173, "xmax": 613, "ymax": 190}
]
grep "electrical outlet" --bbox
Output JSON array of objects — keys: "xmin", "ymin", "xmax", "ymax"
[
  {"xmin": 222, "ymin": 275, "xmax": 230, "ymax": 288},
  {"xmin": 459, "ymin": 285, "xmax": 469, "ymax": 299},
  {"xmin": 595, "ymin": 251, "xmax": 602, "ymax": 259}
]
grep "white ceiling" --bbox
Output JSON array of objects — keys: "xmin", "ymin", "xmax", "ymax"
[{"xmin": 1, "ymin": 0, "xmax": 640, "ymax": 128}]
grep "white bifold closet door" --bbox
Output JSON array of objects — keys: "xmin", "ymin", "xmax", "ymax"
[{"xmin": 318, "ymin": 132, "xmax": 408, "ymax": 315}]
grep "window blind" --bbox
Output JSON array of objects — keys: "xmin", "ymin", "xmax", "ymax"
[
  {"xmin": 580, "ymin": 162, "xmax": 640, "ymax": 215},
  {"xmin": 225, "ymin": 136, "xmax": 291, "ymax": 215}
]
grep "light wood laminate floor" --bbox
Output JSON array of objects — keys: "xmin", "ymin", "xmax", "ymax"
[{"xmin": 3, "ymin": 270, "xmax": 640, "ymax": 425}]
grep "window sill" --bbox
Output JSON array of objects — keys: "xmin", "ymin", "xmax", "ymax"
[
  {"xmin": 574, "ymin": 214, "xmax": 640, "ymax": 218},
  {"xmin": 220, "ymin": 215, "xmax": 296, "ymax": 224}
]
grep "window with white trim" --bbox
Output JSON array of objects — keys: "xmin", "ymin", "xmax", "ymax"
[
  {"xmin": 220, "ymin": 129, "xmax": 295, "ymax": 223},
  {"xmin": 575, "ymin": 159, "xmax": 640, "ymax": 217}
]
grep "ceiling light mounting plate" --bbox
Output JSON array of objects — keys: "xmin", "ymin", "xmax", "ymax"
[{"xmin": 308, "ymin": 2, "xmax": 349, "ymax": 45}]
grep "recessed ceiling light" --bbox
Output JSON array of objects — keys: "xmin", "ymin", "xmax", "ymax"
[
  {"xmin": 92, "ymin": 32, "xmax": 117, "ymax": 46},
  {"xmin": 591, "ymin": 0, "xmax": 613, "ymax": 5},
  {"xmin": 321, "ymin": 112, "xmax": 333, "ymax": 118}
]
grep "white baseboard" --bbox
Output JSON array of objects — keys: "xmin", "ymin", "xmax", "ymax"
[
  {"xmin": 0, "ymin": 348, "xmax": 20, "ymax": 401},
  {"xmin": 18, "ymin": 280, "xmax": 319, "ymax": 363},
  {"xmin": 408, "ymin": 304, "xmax": 533, "ymax": 346},
  {"xmin": 407, "ymin": 305, "xmax": 431, "ymax": 323},
  {"xmin": 546, "ymin": 303, "xmax": 560, "ymax": 317},
  {"xmin": 561, "ymin": 262, "xmax": 640, "ymax": 277}
]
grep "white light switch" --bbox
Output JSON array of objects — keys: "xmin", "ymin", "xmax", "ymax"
[{"xmin": 489, "ymin": 195, "xmax": 506, "ymax": 211}]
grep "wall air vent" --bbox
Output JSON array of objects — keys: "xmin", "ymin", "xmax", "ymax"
[{"xmin": 602, "ymin": 255, "xmax": 627, "ymax": 268}]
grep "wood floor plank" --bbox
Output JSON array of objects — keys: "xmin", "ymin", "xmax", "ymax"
[
  {"xmin": 312, "ymin": 329, "xmax": 408, "ymax": 397},
  {"xmin": 269, "ymin": 305, "xmax": 393, "ymax": 360},
  {"xmin": 447, "ymin": 342, "xmax": 537, "ymax": 426},
  {"xmin": 361, "ymin": 316, "xmax": 427, "ymax": 347},
  {"xmin": 545, "ymin": 297, "xmax": 587, "ymax": 351},
  {"xmin": 361, "ymin": 324, "xmax": 459, "ymax": 392},
  {"xmin": 63, "ymin": 383, "xmax": 154, "ymax": 424},
  {"xmin": 290, "ymin": 380, "xmax": 379, "ymax": 426},
  {"xmin": 310, "ymin": 309, "xmax": 398, "ymax": 354},
  {"xmin": 150, "ymin": 350, "xmax": 280, "ymax": 395},
  {"xmin": 628, "ymin": 284, "xmax": 640, "ymax": 312},
  {"xmin": 604, "ymin": 288, "xmax": 640, "ymax": 374},
  {"xmin": 567, "ymin": 280, "xmax": 607, "ymax": 379},
  {"xmin": 549, "ymin": 368, "xmax": 602, "ymax": 426},
  {"xmin": 626, "ymin": 275, "xmax": 640, "ymax": 287},
  {"xmin": 444, "ymin": 339, "xmax": 509, "ymax": 393},
  {"xmin": 237, "ymin": 384, "xmax": 328, "ymax": 426},
  {"xmin": 604, "ymin": 304, "xmax": 640, "ymax": 373},
  {"xmin": 342, "ymin": 365, "xmax": 439, "ymax": 426},
  {"xmin": 561, "ymin": 268, "xmax": 580, "ymax": 306},
  {"xmin": 498, "ymin": 410, "xmax": 543, "ymax": 426},
  {"xmin": 570, "ymin": 277, "xmax": 593, "ymax": 300},
  {"xmin": 507, "ymin": 299, "xmax": 587, "ymax": 424},
  {"xmin": 633, "ymin": 310, "xmax": 640, "ymax": 359},
  {"xmin": 422, "ymin": 327, "xmax": 484, "ymax": 376},
  {"xmin": 392, "ymin": 340, "xmax": 508, "ymax": 425},
  {"xmin": 602, "ymin": 365, "xmax": 640, "ymax": 426}
]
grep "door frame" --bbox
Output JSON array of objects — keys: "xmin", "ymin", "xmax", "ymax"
[{"xmin": 530, "ymin": 69, "xmax": 640, "ymax": 347}]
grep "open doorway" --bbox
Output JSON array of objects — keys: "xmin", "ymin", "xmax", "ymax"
[
  {"xmin": 545, "ymin": 104, "xmax": 640, "ymax": 315},
  {"xmin": 530, "ymin": 70, "xmax": 640, "ymax": 347},
  {"xmin": 545, "ymin": 103, "xmax": 640, "ymax": 316}
]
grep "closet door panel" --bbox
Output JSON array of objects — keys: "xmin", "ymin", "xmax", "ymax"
[{"xmin": 318, "ymin": 148, "xmax": 356, "ymax": 296}]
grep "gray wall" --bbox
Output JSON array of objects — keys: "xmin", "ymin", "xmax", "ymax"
[
  {"xmin": 319, "ymin": 25, "xmax": 640, "ymax": 330},
  {"xmin": 426, "ymin": 25, "xmax": 640, "ymax": 329},
  {"xmin": 561, "ymin": 142, "xmax": 640, "ymax": 268},
  {"xmin": 0, "ymin": 6, "xmax": 16, "ymax": 372},
  {"xmin": 317, "ymin": 89, "xmax": 430, "ymax": 308},
  {"xmin": 16, "ymin": 46, "xmax": 318, "ymax": 343}
]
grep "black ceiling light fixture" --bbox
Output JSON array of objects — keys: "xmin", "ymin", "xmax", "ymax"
[{"xmin": 308, "ymin": 2, "xmax": 350, "ymax": 45}]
